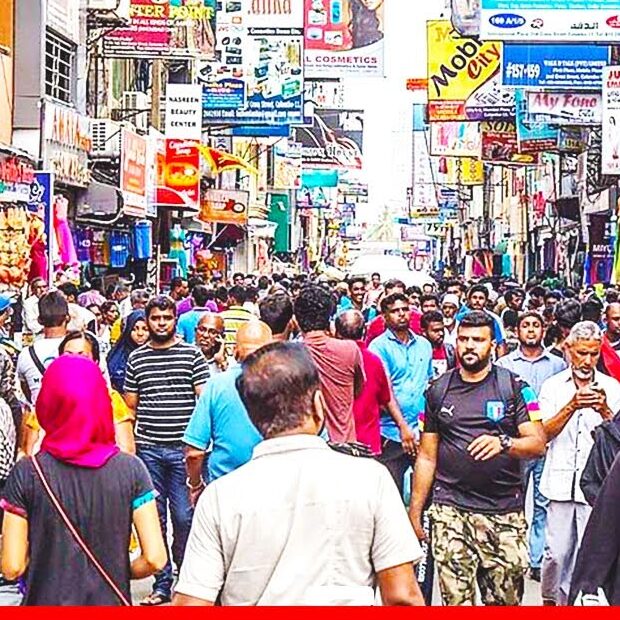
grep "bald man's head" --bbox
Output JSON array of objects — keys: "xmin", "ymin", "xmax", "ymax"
[
  {"xmin": 334, "ymin": 309, "xmax": 365, "ymax": 341},
  {"xmin": 235, "ymin": 320, "xmax": 273, "ymax": 361},
  {"xmin": 605, "ymin": 302, "xmax": 620, "ymax": 339},
  {"xmin": 196, "ymin": 313, "xmax": 225, "ymax": 358}
]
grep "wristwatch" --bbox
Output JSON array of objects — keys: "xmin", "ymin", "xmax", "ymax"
[{"xmin": 498, "ymin": 434, "xmax": 513, "ymax": 453}]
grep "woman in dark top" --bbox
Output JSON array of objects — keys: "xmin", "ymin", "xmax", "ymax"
[
  {"xmin": 0, "ymin": 356, "xmax": 166, "ymax": 605},
  {"xmin": 106, "ymin": 310, "xmax": 148, "ymax": 393}
]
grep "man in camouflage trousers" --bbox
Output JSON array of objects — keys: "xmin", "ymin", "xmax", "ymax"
[{"xmin": 409, "ymin": 311, "xmax": 546, "ymax": 605}]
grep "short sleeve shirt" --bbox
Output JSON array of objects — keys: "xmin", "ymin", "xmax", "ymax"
[
  {"xmin": 0, "ymin": 452, "xmax": 154, "ymax": 605},
  {"xmin": 422, "ymin": 367, "xmax": 541, "ymax": 514}
]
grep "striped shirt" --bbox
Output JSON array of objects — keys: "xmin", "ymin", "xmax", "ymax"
[
  {"xmin": 124, "ymin": 341, "xmax": 210, "ymax": 445},
  {"xmin": 220, "ymin": 306, "xmax": 254, "ymax": 357}
]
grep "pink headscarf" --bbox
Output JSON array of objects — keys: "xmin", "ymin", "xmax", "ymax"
[{"xmin": 37, "ymin": 356, "xmax": 119, "ymax": 468}]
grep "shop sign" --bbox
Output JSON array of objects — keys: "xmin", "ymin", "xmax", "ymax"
[
  {"xmin": 120, "ymin": 129, "xmax": 147, "ymax": 216},
  {"xmin": 481, "ymin": 0, "xmax": 620, "ymax": 42},
  {"xmin": 0, "ymin": 154, "xmax": 35, "ymax": 202},
  {"xmin": 273, "ymin": 139, "xmax": 302, "ymax": 190},
  {"xmin": 426, "ymin": 20, "xmax": 513, "ymax": 122},
  {"xmin": 602, "ymin": 66, "xmax": 620, "ymax": 175},
  {"xmin": 304, "ymin": 0, "xmax": 385, "ymax": 78},
  {"xmin": 526, "ymin": 91, "xmax": 602, "ymax": 126},
  {"xmin": 515, "ymin": 89, "xmax": 558, "ymax": 154},
  {"xmin": 199, "ymin": 188, "xmax": 249, "ymax": 225},
  {"xmin": 43, "ymin": 102, "xmax": 92, "ymax": 187},
  {"xmin": 165, "ymin": 84, "xmax": 203, "ymax": 140},
  {"xmin": 429, "ymin": 121, "xmax": 482, "ymax": 157},
  {"xmin": 481, "ymin": 120, "xmax": 540, "ymax": 164},
  {"xmin": 160, "ymin": 139, "xmax": 200, "ymax": 211},
  {"xmin": 502, "ymin": 43, "xmax": 609, "ymax": 89},
  {"xmin": 103, "ymin": 0, "xmax": 217, "ymax": 59},
  {"xmin": 411, "ymin": 131, "xmax": 439, "ymax": 218}
]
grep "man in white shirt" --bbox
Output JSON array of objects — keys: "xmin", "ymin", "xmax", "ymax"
[
  {"xmin": 173, "ymin": 342, "xmax": 425, "ymax": 606},
  {"xmin": 21, "ymin": 278, "xmax": 48, "ymax": 338},
  {"xmin": 538, "ymin": 320, "xmax": 620, "ymax": 606},
  {"xmin": 441, "ymin": 293, "xmax": 460, "ymax": 348}
]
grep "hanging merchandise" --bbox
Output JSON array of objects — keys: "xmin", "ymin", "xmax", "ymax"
[
  {"xmin": 108, "ymin": 230, "xmax": 131, "ymax": 269},
  {"xmin": 74, "ymin": 228, "xmax": 94, "ymax": 263},
  {"xmin": 133, "ymin": 221, "xmax": 153, "ymax": 260},
  {"xmin": 53, "ymin": 195, "xmax": 78, "ymax": 267},
  {"xmin": 169, "ymin": 223, "xmax": 188, "ymax": 278},
  {"xmin": 0, "ymin": 206, "xmax": 39, "ymax": 289}
]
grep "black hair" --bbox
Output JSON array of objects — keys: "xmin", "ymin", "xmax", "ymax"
[
  {"xmin": 544, "ymin": 290, "xmax": 562, "ymax": 301},
  {"xmin": 458, "ymin": 310, "xmax": 495, "ymax": 336},
  {"xmin": 100, "ymin": 300, "xmax": 117, "ymax": 315},
  {"xmin": 467, "ymin": 284, "xmax": 489, "ymax": 300},
  {"xmin": 380, "ymin": 292, "xmax": 409, "ymax": 314},
  {"xmin": 228, "ymin": 285, "xmax": 247, "ymax": 305},
  {"xmin": 420, "ymin": 294, "xmax": 440, "ymax": 307},
  {"xmin": 59, "ymin": 331, "xmax": 101, "ymax": 363},
  {"xmin": 145, "ymin": 295, "xmax": 177, "ymax": 319},
  {"xmin": 555, "ymin": 299, "xmax": 582, "ymax": 329},
  {"xmin": 188, "ymin": 275, "xmax": 205, "ymax": 291},
  {"xmin": 57, "ymin": 282, "xmax": 79, "ymax": 300},
  {"xmin": 406, "ymin": 285, "xmax": 422, "ymax": 297},
  {"xmin": 232, "ymin": 272, "xmax": 245, "ymax": 281},
  {"xmin": 334, "ymin": 310, "xmax": 365, "ymax": 341},
  {"xmin": 582, "ymin": 297, "xmax": 603, "ymax": 323},
  {"xmin": 503, "ymin": 308, "xmax": 519, "ymax": 330},
  {"xmin": 348, "ymin": 276, "xmax": 367, "ymax": 290},
  {"xmin": 170, "ymin": 277, "xmax": 187, "ymax": 291},
  {"xmin": 192, "ymin": 285, "xmax": 211, "ymax": 308},
  {"xmin": 260, "ymin": 293, "xmax": 293, "ymax": 336},
  {"xmin": 246, "ymin": 286, "xmax": 259, "ymax": 303},
  {"xmin": 384, "ymin": 278, "xmax": 406, "ymax": 293},
  {"xmin": 38, "ymin": 291, "xmax": 69, "ymax": 328},
  {"xmin": 516, "ymin": 311, "xmax": 544, "ymax": 329},
  {"xmin": 421, "ymin": 310, "xmax": 444, "ymax": 330},
  {"xmin": 505, "ymin": 288, "xmax": 525, "ymax": 303},
  {"xmin": 371, "ymin": 272, "xmax": 381, "ymax": 279},
  {"xmin": 293, "ymin": 284, "xmax": 333, "ymax": 333},
  {"xmin": 237, "ymin": 342, "xmax": 320, "ymax": 438},
  {"xmin": 258, "ymin": 276, "xmax": 270, "ymax": 290},
  {"xmin": 215, "ymin": 286, "xmax": 229, "ymax": 303},
  {"xmin": 529, "ymin": 286, "xmax": 547, "ymax": 298}
]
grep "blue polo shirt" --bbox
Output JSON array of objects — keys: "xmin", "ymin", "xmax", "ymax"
[
  {"xmin": 183, "ymin": 363, "xmax": 262, "ymax": 482},
  {"xmin": 369, "ymin": 330, "xmax": 433, "ymax": 441},
  {"xmin": 496, "ymin": 347, "xmax": 566, "ymax": 395},
  {"xmin": 177, "ymin": 308, "xmax": 209, "ymax": 344}
]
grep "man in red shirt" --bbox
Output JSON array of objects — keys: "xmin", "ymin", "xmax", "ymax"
[
  {"xmin": 421, "ymin": 310, "xmax": 457, "ymax": 379},
  {"xmin": 335, "ymin": 310, "xmax": 416, "ymax": 455},
  {"xmin": 366, "ymin": 279, "xmax": 422, "ymax": 345}
]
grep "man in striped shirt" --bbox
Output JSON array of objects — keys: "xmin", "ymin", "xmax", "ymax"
[
  {"xmin": 124, "ymin": 295, "xmax": 210, "ymax": 606},
  {"xmin": 220, "ymin": 286, "xmax": 254, "ymax": 358}
]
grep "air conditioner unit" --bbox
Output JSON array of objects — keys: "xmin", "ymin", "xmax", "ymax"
[
  {"xmin": 122, "ymin": 91, "xmax": 151, "ymax": 130},
  {"xmin": 91, "ymin": 119, "xmax": 122, "ymax": 157}
]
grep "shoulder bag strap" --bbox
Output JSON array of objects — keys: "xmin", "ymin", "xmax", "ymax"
[
  {"xmin": 31, "ymin": 455, "xmax": 131, "ymax": 606},
  {"xmin": 27, "ymin": 346, "xmax": 46, "ymax": 376}
]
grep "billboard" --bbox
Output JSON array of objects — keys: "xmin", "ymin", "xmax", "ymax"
[
  {"xmin": 120, "ymin": 129, "xmax": 147, "ymax": 215},
  {"xmin": 602, "ymin": 66, "xmax": 620, "ymax": 175},
  {"xmin": 480, "ymin": 0, "xmax": 620, "ymax": 41},
  {"xmin": 429, "ymin": 122, "xmax": 482, "ymax": 157},
  {"xmin": 161, "ymin": 139, "xmax": 200, "ymax": 211},
  {"xmin": 199, "ymin": 188, "xmax": 249, "ymax": 225},
  {"xmin": 526, "ymin": 91, "xmax": 603, "ymax": 126},
  {"xmin": 427, "ymin": 20, "xmax": 512, "ymax": 122},
  {"xmin": 411, "ymin": 131, "xmax": 439, "ymax": 219},
  {"xmin": 481, "ymin": 120, "xmax": 539, "ymax": 164},
  {"xmin": 502, "ymin": 44, "xmax": 609, "ymax": 89},
  {"xmin": 304, "ymin": 0, "xmax": 385, "ymax": 77},
  {"xmin": 103, "ymin": 0, "xmax": 217, "ymax": 59},
  {"xmin": 295, "ymin": 109, "xmax": 364, "ymax": 169},
  {"xmin": 165, "ymin": 84, "xmax": 203, "ymax": 139},
  {"xmin": 515, "ymin": 89, "xmax": 558, "ymax": 153}
]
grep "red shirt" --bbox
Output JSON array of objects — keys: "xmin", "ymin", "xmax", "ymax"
[
  {"xmin": 353, "ymin": 341, "xmax": 391, "ymax": 454},
  {"xmin": 365, "ymin": 310, "xmax": 422, "ymax": 346}
]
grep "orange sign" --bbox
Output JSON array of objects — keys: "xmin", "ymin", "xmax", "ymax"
[
  {"xmin": 199, "ymin": 189, "xmax": 249, "ymax": 226},
  {"xmin": 406, "ymin": 78, "xmax": 428, "ymax": 91}
]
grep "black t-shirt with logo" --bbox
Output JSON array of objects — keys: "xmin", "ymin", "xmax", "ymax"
[{"xmin": 422, "ymin": 367, "xmax": 536, "ymax": 514}]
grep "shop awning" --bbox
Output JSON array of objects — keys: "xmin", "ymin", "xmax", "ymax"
[{"xmin": 248, "ymin": 218, "xmax": 277, "ymax": 239}]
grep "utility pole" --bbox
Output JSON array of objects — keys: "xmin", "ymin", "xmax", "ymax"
[{"xmin": 151, "ymin": 59, "xmax": 163, "ymax": 130}]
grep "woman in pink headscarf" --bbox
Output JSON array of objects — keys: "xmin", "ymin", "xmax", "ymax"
[{"xmin": 0, "ymin": 356, "xmax": 166, "ymax": 606}]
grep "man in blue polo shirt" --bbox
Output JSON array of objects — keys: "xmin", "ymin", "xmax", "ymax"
[
  {"xmin": 370, "ymin": 292, "xmax": 433, "ymax": 495},
  {"xmin": 183, "ymin": 321, "xmax": 273, "ymax": 506}
]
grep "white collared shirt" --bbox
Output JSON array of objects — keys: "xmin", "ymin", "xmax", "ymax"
[
  {"xmin": 539, "ymin": 369, "xmax": 620, "ymax": 504},
  {"xmin": 176, "ymin": 434, "xmax": 422, "ymax": 606}
]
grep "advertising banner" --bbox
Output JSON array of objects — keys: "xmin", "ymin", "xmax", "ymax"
[
  {"xmin": 199, "ymin": 188, "xmax": 249, "ymax": 225},
  {"xmin": 515, "ymin": 89, "xmax": 558, "ymax": 153},
  {"xmin": 305, "ymin": 79, "xmax": 345, "ymax": 109},
  {"xmin": 481, "ymin": 120, "xmax": 539, "ymax": 164},
  {"xmin": 160, "ymin": 139, "xmax": 200, "ymax": 211},
  {"xmin": 480, "ymin": 0, "xmax": 620, "ymax": 41},
  {"xmin": 411, "ymin": 131, "xmax": 439, "ymax": 219},
  {"xmin": 602, "ymin": 66, "xmax": 620, "ymax": 175},
  {"xmin": 273, "ymin": 139, "xmax": 302, "ymax": 190},
  {"xmin": 526, "ymin": 91, "xmax": 603, "ymax": 126},
  {"xmin": 502, "ymin": 44, "xmax": 609, "ymax": 89},
  {"xmin": 427, "ymin": 20, "xmax": 513, "ymax": 122},
  {"xmin": 304, "ymin": 0, "xmax": 385, "ymax": 78},
  {"xmin": 295, "ymin": 109, "xmax": 364, "ymax": 169},
  {"xmin": 429, "ymin": 122, "xmax": 482, "ymax": 157},
  {"xmin": 442, "ymin": 157, "xmax": 485, "ymax": 185},
  {"xmin": 197, "ymin": 1, "xmax": 247, "ymax": 111},
  {"xmin": 202, "ymin": 2, "xmax": 304, "ymax": 126},
  {"xmin": 103, "ymin": 0, "xmax": 217, "ymax": 59},
  {"xmin": 165, "ymin": 84, "xmax": 203, "ymax": 139},
  {"xmin": 120, "ymin": 129, "xmax": 147, "ymax": 215}
]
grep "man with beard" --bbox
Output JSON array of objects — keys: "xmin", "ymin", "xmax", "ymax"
[
  {"xmin": 124, "ymin": 296, "xmax": 210, "ymax": 606},
  {"xmin": 497, "ymin": 312, "xmax": 567, "ymax": 582},
  {"xmin": 421, "ymin": 311, "xmax": 457, "ymax": 379},
  {"xmin": 409, "ymin": 311, "xmax": 546, "ymax": 606},
  {"xmin": 538, "ymin": 321, "xmax": 620, "ymax": 606},
  {"xmin": 195, "ymin": 313, "xmax": 227, "ymax": 375},
  {"xmin": 441, "ymin": 293, "xmax": 460, "ymax": 348},
  {"xmin": 598, "ymin": 302, "xmax": 620, "ymax": 381}
]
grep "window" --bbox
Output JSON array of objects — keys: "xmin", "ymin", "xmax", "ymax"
[{"xmin": 45, "ymin": 29, "xmax": 75, "ymax": 104}]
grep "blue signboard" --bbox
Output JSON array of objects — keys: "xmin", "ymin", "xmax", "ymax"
[
  {"xmin": 515, "ymin": 90, "xmax": 558, "ymax": 153},
  {"xmin": 231, "ymin": 125, "xmax": 291, "ymax": 138},
  {"xmin": 29, "ymin": 172, "xmax": 54, "ymax": 285},
  {"xmin": 202, "ymin": 79, "xmax": 246, "ymax": 111},
  {"xmin": 502, "ymin": 44, "xmax": 610, "ymax": 89}
]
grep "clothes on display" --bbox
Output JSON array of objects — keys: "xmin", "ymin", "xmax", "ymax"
[
  {"xmin": 133, "ymin": 221, "xmax": 153, "ymax": 260},
  {"xmin": 169, "ymin": 224, "xmax": 188, "ymax": 278},
  {"xmin": 53, "ymin": 196, "xmax": 78, "ymax": 267}
]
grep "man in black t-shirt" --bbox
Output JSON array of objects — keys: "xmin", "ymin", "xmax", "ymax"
[{"xmin": 409, "ymin": 311, "xmax": 546, "ymax": 606}]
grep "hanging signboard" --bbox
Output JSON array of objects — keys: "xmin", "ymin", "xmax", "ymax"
[
  {"xmin": 481, "ymin": 0, "xmax": 620, "ymax": 42},
  {"xmin": 103, "ymin": 0, "xmax": 217, "ymax": 59},
  {"xmin": 159, "ymin": 139, "xmax": 200, "ymax": 211},
  {"xmin": 526, "ymin": 91, "xmax": 603, "ymax": 126},
  {"xmin": 199, "ymin": 188, "xmax": 249, "ymax": 225},
  {"xmin": 426, "ymin": 20, "xmax": 513, "ymax": 122},
  {"xmin": 502, "ymin": 43, "xmax": 609, "ymax": 89},
  {"xmin": 515, "ymin": 89, "xmax": 558, "ymax": 154},
  {"xmin": 120, "ymin": 129, "xmax": 147, "ymax": 216},
  {"xmin": 429, "ymin": 121, "xmax": 482, "ymax": 157},
  {"xmin": 165, "ymin": 83, "xmax": 203, "ymax": 139},
  {"xmin": 304, "ymin": 0, "xmax": 385, "ymax": 78},
  {"xmin": 273, "ymin": 139, "xmax": 302, "ymax": 190},
  {"xmin": 481, "ymin": 120, "xmax": 539, "ymax": 164},
  {"xmin": 411, "ymin": 131, "xmax": 439, "ymax": 219},
  {"xmin": 602, "ymin": 66, "xmax": 620, "ymax": 175},
  {"xmin": 0, "ymin": 152, "xmax": 35, "ymax": 202}
]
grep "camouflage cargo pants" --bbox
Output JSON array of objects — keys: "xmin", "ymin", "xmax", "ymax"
[{"xmin": 429, "ymin": 504, "xmax": 529, "ymax": 606}]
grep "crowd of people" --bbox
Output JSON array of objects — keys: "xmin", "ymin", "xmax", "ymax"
[{"xmin": 1, "ymin": 269, "xmax": 620, "ymax": 605}]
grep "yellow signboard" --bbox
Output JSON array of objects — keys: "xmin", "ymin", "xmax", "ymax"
[
  {"xmin": 444, "ymin": 157, "xmax": 484, "ymax": 186},
  {"xmin": 427, "ymin": 20, "xmax": 504, "ymax": 122}
]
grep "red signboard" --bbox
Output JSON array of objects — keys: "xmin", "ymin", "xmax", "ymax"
[
  {"xmin": 157, "ymin": 139, "xmax": 200, "ymax": 211},
  {"xmin": 121, "ymin": 129, "xmax": 147, "ymax": 200}
]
